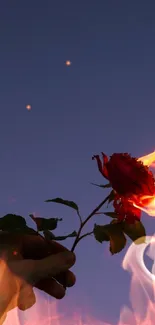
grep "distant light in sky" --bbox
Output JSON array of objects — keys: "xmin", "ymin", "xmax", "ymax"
[
  {"xmin": 26, "ymin": 104, "xmax": 32, "ymax": 111},
  {"xmin": 65, "ymin": 60, "xmax": 71, "ymax": 66}
]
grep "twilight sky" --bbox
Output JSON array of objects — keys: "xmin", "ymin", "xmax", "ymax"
[{"xmin": 1, "ymin": 1, "xmax": 155, "ymax": 324}]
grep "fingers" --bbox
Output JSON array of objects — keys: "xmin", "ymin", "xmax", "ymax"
[
  {"xmin": 18, "ymin": 271, "xmax": 76, "ymax": 303},
  {"xmin": 35, "ymin": 269, "xmax": 76, "ymax": 299},
  {"xmin": 35, "ymin": 269, "xmax": 76, "ymax": 297},
  {"xmin": 18, "ymin": 279, "xmax": 66, "ymax": 310},
  {"xmin": 18, "ymin": 283, "xmax": 36, "ymax": 311},
  {"xmin": 54, "ymin": 270, "xmax": 76, "ymax": 287},
  {"xmin": 0, "ymin": 233, "xmax": 76, "ymax": 302},
  {"xmin": 30, "ymin": 251, "xmax": 76, "ymax": 283},
  {"xmin": 9, "ymin": 251, "xmax": 76, "ymax": 285},
  {"xmin": 18, "ymin": 279, "xmax": 67, "ymax": 309},
  {"xmin": 35, "ymin": 278, "xmax": 66, "ymax": 299}
]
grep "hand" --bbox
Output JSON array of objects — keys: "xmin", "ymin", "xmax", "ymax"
[{"xmin": 0, "ymin": 232, "xmax": 76, "ymax": 323}]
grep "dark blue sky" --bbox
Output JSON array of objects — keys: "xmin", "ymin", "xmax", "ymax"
[{"xmin": 1, "ymin": 1, "xmax": 155, "ymax": 324}]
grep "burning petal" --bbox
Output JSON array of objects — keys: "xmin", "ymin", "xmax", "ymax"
[{"xmin": 113, "ymin": 196, "xmax": 141, "ymax": 224}]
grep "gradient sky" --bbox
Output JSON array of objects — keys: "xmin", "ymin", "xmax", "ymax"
[{"xmin": 1, "ymin": 1, "xmax": 155, "ymax": 324}]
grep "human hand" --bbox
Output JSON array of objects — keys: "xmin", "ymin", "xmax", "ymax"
[{"xmin": 0, "ymin": 232, "xmax": 76, "ymax": 323}]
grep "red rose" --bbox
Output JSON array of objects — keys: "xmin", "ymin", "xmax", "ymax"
[
  {"xmin": 92, "ymin": 152, "xmax": 155, "ymax": 197},
  {"xmin": 92, "ymin": 152, "xmax": 155, "ymax": 223},
  {"xmin": 113, "ymin": 195, "xmax": 141, "ymax": 224}
]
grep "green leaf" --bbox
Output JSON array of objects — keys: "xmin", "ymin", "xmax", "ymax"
[
  {"xmin": 43, "ymin": 230, "xmax": 77, "ymax": 241},
  {"xmin": 0, "ymin": 214, "xmax": 27, "ymax": 231},
  {"xmin": 122, "ymin": 220, "xmax": 146, "ymax": 244},
  {"xmin": 45, "ymin": 197, "xmax": 80, "ymax": 214},
  {"xmin": 93, "ymin": 223, "xmax": 127, "ymax": 255},
  {"xmin": 29, "ymin": 214, "xmax": 62, "ymax": 231},
  {"xmin": 93, "ymin": 224, "xmax": 109, "ymax": 242},
  {"xmin": 103, "ymin": 212, "xmax": 119, "ymax": 219},
  {"xmin": 90, "ymin": 182, "xmax": 111, "ymax": 189}
]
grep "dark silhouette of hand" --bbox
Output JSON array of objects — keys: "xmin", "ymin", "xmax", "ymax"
[{"xmin": 0, "ymin": 232, "xmax": 76, "ymax": 324}]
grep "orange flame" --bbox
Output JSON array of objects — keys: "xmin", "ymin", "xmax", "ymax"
[
  {"xmin": 129, "ymin": 151, "xmax": 155, "ymax": 216},
  {"xmin": 138, "ymin": 150, "xmax": 155, "ymax": 167}
]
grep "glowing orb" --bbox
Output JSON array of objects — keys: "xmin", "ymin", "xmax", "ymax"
[
  {"xmin": 26, "ymin": 104, "xmax": 32, "ymax": 111},
  {"xmin": 65, "ymin": 60, "xmax": 71, "ymax": 66}
]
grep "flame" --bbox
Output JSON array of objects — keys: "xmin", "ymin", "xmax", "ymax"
[
  {"xmin": 3, "ymin": 235, "xmax": 155, "ymax": 324},
  {"xmin": 138, "ymin": 151, "xmax": 155, "ymax": 167},
  {"xmin": 3, "ymin": 294, "xmax": 109, "ymax": 325},
  {"xmin": 2, "ymin": 235, "xmax": 155, "ymax": 324},
  {"xmin": 118, "ymin": 235, "xmax": 155, "ymax": 325},
  {"xmin": 129, "ymin": 151, "xmax": 155, "ymax": 216},
  {"xmin": 3, "ymin": 151, "xmax": 155, "ymax": 324},
  {"xmin": 133, "ymin": 197, "xmax": 155, "ymax": 216}
]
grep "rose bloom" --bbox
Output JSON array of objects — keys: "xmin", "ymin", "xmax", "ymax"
[
  {"xmin": 92, "ymin": 152, "xmax": 155, "ymax": 223},
  {"xmin": 113, "ymin": 195, "xmax": 141, "ymax": 224}
]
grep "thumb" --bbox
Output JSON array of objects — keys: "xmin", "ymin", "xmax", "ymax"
[{"xmin": 29, "ymin": 251, "xmax": 76, "ymax": 284}]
